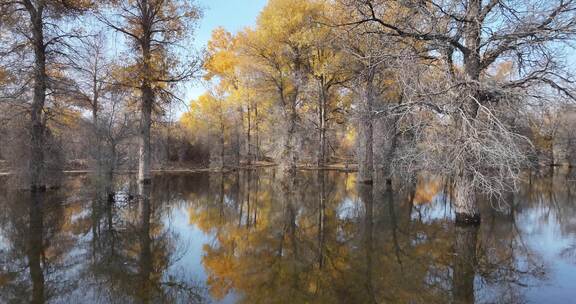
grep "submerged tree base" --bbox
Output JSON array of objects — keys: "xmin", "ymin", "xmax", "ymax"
[
  {"xmin": 455, "ymin": 213, "xmax": 481, "ymax": 226},
  {"xmin": 30, "ymin": 185, "xmax": 47, "ymax": 193},
  {"xmin": 139, "ymin": 178, "xmax": 152, "ymax": 185},
  {"xmin": 359, "ymin": 179, "xmax": 374, "ymax": 185}
]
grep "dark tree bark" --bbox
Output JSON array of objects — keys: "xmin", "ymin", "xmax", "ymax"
[
  {"xmin": 28, "ymin": 3, "xmax": 48, "ymax": 191},
  {"xmin": 138, "ymin": 31, "xmax": 154, "ymax": 183},
  {"xmin": 357, "ymin": 69, "xmax": 375, "ymax": 184}
]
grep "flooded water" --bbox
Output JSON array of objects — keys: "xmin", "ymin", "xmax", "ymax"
[{"xmin": 0, "ymin": 170, "xmax": 575, "ymax": 303}]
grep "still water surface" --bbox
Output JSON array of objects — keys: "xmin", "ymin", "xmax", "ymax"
[{"xmin": 0, "ymin": 170, "xmax": 575, "ymax": 303}]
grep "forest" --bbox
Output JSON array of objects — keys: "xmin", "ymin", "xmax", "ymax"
[
  {"xmin": 1, "ymin": 0, "xmax": 576, "ymax": 226},
  {"xmin": 1, "ymin": 0, "xmax": 576, "ymax": 303}
]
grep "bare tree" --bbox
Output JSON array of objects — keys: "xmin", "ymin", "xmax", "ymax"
[
  {"xmin": 342, "ymin": 0, "xmax": 576, "ymax": 223},
  {"xmin": 67, "ymin": 32, "xmax": 112, "ymax": 170}
]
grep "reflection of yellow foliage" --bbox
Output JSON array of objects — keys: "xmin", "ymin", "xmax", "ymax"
[
  {"xmin": 413, "ymin": 177, "xmax": 442, "ymax": 204},
  {"xmin": 186, "ymin": 171, "xmax": 458, "ymax": 304}
]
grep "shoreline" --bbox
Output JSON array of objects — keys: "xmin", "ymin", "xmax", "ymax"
[{"xmin": 0, "ymin": 163, "xmax": 358, "ymax": 176}]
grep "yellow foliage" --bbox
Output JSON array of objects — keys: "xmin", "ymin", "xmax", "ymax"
[{"xmin": 180, "ymin": 92, "xmax": 234, "ymax": 138}]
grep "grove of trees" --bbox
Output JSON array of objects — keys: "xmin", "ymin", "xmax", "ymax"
[{"xmin": 1, "ymin": 0, "xmax": 576, "ymax": 225}]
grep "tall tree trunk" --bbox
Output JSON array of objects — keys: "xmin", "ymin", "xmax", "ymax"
[
  {"xmin": 138, "ymin": 39, "xmax": 153, "ymax": 184},
  {"xmin": 165, "ymin": 119, "xmax": 171, "ymax": 164},
  {"xmin": 358, "ymin": 69, "xmax": 375, "ymax": 184},
  {"xmin": 454, "ymin": 0, "xmax": 483, "ymax": 224},
  {"xmin": 279, "ymin": 70, "xmax": 300, "ymax": 172},
  {"xmin": 92, "ymin": 73, "xmax": 102, "ymax": 171},
  {"xmin": 246, "ymin": 102, "xmax": 252, "ymax": 166},
  {"xmin": 139, "ymin": 86, "xmax": 153, "ymax": 183},
  {"xmin": 283, "ymin": 99, "xmax": 298, "ymax": 171},
  {"xmin": 375, "ymin": 107, "xmax": 400, "ymax": 186},
  {"xmin": 317, "ymin": 78, "xmax": 327, "ymax": 167},
  {"xmin": 30, "ymin": 7, "xmax": 47, "ymax": 191},
  {"xmin": 254, "ymin": 103, "xmax": 260, "ymax": 161},
  {"xmin": 236, "ymin": 107, "xmax": 242, "ymax": 167}
]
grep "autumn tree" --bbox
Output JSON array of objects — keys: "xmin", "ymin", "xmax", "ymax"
[
  {"xmin": 305, "ymin": 4, "xmax": 352, "ymax": 167},
  {"xmin": 97, "ymin": 0, "xmax": 201, "ymax": 183},
  {"xmin": 204, "ymin": 28, "xmax": 254, "ymax": 166},
  {"xmin": 181, "ymin": 91, "xmax": 233, "ymax": 168},
  {"xmin": 0, "ymin": 0, "xmax": 93, "ymax": 189},
  {"xmin": 235, "ymin": 0, "xmax": 325, "ymax": 171}
]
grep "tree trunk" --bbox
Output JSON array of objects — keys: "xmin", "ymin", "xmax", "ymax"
[
  {"xmin": 255, "ymin": 103, "xmax": 260, "ymax": 161},
  {"xmin": 92, "ymin": 77, "xmax": 102, "ymax": 171},
  {"xmin": 374, "ymin": 109, "xmax": 400, "ymax": 186},
  {"xmin": 453, "ymin": 173, "xmax": 481, "ymax": 224},
  {"xmin": 246, "ymin": 102, "xmax": 252, "ymax": 166},
  {"xmin": 236, "ymin": 107, "xmax": 242, "ymax": 167},
  {"xmin": 138, "ymin": 37, "xmax": 153, "ymax": 184},
  {"xmin": 283, "ymin": 100, "xmax": 298, "ymax": 171},
  {"xmin": 317, "ymin": 78, "xmax": 327, "ymax": 167},
  {"xmin": 165, "ymin": 119, "xmax": 171, "ymax": 164},
  {"xmin": 30, "ymin": 7, "xmax": 47, "ymax": 191},
  {"xmin": 358, "ymin": 70, "xmax": 375, "ymax": 184},
  {"xmin": 453, "ymin": 0, "xmax": 483, "ymax": 224},
  {"xmin": 464, "ymin": 0, "xmax": 482, "ymax": 88},
  {"xmin": 139, "ymin": 85, "xmax": 153, "ymax": 183}
]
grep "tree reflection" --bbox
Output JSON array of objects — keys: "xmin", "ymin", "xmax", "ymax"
[
  {"xmin": 190, "ymin": 170, "xmax": 549, "ymax": 303},
  {"xmin": 0, "ymin": 175, "xmax": 204, "ymax": 303},
  {"xmin": 83, "ymin": 176, "xmax": 204, "ymax": 303},
  {"xmin": 453, "ymin": 225, "xmax": 478, "ymax": 304},
  {"xmin": 1, "ymin": 170, "xmax": 574, "ymax": 303},
  {"xmin": 28, "ymin": 191, "xmax": 45, "ymax": 304},
  {"xmin": 0, "ymin": 188, "xmax": 75, "ymax": 303}
]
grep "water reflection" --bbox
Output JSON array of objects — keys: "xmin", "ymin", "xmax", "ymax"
[
  {"xmin": 0, "ymin": 170, "xmax": 575, "ymax": 303},
  {"xmin": 0, "ymin": 175, "xmax": 204, "ymax": 303}
]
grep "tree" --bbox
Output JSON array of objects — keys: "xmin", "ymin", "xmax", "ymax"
[
  {"xmin": 306, "ymin": 6, "xmax": 352, "ymax": 167},
  {"xmin": 97, "ymin": 0, "xmax": 201, "ymax": 183},
  {"xmin": 344, "ymin": 0, "xmax": 576, "ymax": 224},
  {"xmin": 0, "ymin": 0, "xmax": 93, "ymax": 190},
  {"xmin": 68, "ymin": 32, "xmax": 111, "ymax": 169},
  {"xmin": 236, "ymin": 0, "xmax": 323, "ymax": 171},
  {"xmin": 181, "ymin": 91, "xmax": 233, "ymax": 169},
  {"xmin": 320, "ymin": 1, "xmax": 418, "ymax": 184}
]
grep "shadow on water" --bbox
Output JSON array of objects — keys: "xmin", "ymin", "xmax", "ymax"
[{"xmin": 0, "ymin": 169, "xmax": 575, "ymax": 303}]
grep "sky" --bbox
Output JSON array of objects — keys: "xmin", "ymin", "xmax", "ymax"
[{"xmin": 179, "ymin": 0, "xmax": 268, "ymax": 114}]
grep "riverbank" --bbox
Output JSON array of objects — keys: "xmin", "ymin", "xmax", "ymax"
[{"xmin": 0, "ymin": 161, "xmax": 358, "ymax": 176}]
